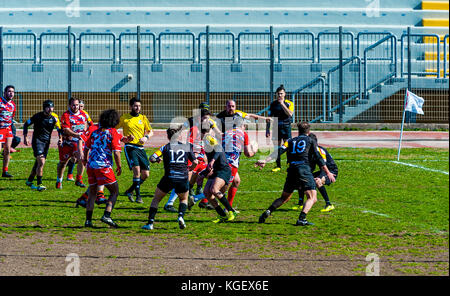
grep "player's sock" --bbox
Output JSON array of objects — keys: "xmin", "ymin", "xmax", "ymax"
[
  {"xmin": 214, "ymin": 206, "xmax": 226, "ymax": 217},
  {"xmin": 27, "ymin": 175, "xmax": 35, "ymax": 183},
  {"xmin": 135, "ymin": 181, "xmax": 141, "ymax": 198},
  {"xmin": 318, "ymin": 186, "xmax": 331, "ymax": 205},
  {"xmin": 127, "ymin": 178, "xmax": 140, "ymax": 193},
  {"xmin": 103, "ymin": 210, "xmax": 111, "ymax": 218},
  {"xmin": 298, "ymin": 189, "xmax": 305, "ymax": 205},
  {"xmin": 227, "ymin": 187, "xmax": 238, "ymax": 206},
  {"xmin": 56, "ymin": 177, "xmax": 62, "ymax": 183},
  {"xmin": 147, "ymin": 206, "xmax": 158, "ymax": 224},
  {"xmin": 76, "ymin": 174, "xmax": 83, "ymax": 182},
  {"xmin": 268, "ymin": 204, "xmax": 277, "ymax": 213},
  {"xmin": 218, "ymin": 196, "xmax": 234, "ymax": 212},
  {"xmin": 178, "ymin": 202, "xmax": 188, "ymax": 218},
  {"xmin": 67, "ymin": 160, "xmax": 75, "ymax": 175},
  {"xmin": 276, "ymin": 148, "xmax": 281, "ymax": 168},
  {"xmin": 165, "ymin": 190, "xmax": 178, "ymax": 207},
  {"xmin": 86, "ymin": 210, "xmax": 93, "ymax": 221},
  {"xmin": 36, "ymin": 176, "xmax": 43, "ymax": 185},
  {"xmin": 299, "ymin": 211, "xmax": 307, "ymax": 221}
]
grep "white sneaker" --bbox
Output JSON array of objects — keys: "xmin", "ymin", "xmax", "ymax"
[
  {"xmin": 142, "ymin": 223, "xmax": 154, "ymax": 230},
  {"xmin": 178, "ymin": 217, "xmax": 186, "ymax": 229}
]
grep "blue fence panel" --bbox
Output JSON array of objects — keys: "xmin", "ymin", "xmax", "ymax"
[
  {"xmin": 278, "ymin": 32, "xmax": 315, "ymax": 62},
  {"xmin": 317, "ymin": 31, "xmax": 355, "ymax": 62},
  {"xmin": 40, "ymin": 32, "xmax": 76, "ymax": 62},
  {"xmin": 2, "ymin": 33, "xmax": 37, "ymax": 63},
  {"xmin": 198, "ymin": 32, "xmax": 235, "ymax": 62},
  {"xmin": 118, "ymin": 32, "xmax": 156, "ymax": 63},
  {"xmin": 79, "ymin": 33, "xmax": 116, "ymax": 63},
  {"xmin": 158, "ymin": 32, "xmax": 195, "ymax": 62},
  {"xmin": 237, "ymin": 32, "xmax": 271, "ymax": 62}
]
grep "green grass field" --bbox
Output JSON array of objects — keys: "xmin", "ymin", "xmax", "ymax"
[{"xmin": 0, "ymin": 147, "xmax": 448, "ymax": 275}]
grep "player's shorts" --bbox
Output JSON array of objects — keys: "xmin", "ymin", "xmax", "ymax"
[
  {"xmin": 32, "ymin": 138, "xmax": 50, "ymax": 158},
  {"xmin": 283, "ymin": 164, "xmax": 316, "ymax": 193},
  {"xmin": 313, "ymin": 170, "xmax": 338, "ymax": 186},
  {"xmin": 157, "ymin": 175, "xmax": 189, "ymax": 194},
  {"xmin": 87, "ymin": 166, "xmax": 117, "ymax": 186},
  {"xmin": 58, "ymin": 142, "xmax": 79, "ymax": 162},
  {"xmin": 192, "ymin": 160, "xmax": 207, "ymax": 174},
  {"xmin": 228, "ymin": 164, "xmax": 239, "ymax": 183},
  {"xmin": 273, "ymin": 123, "xmax": 291, "ymax": 142},
  {"xmin": 0, "ymin": 126, "xmax": 13, "ymax": 143},
  {"xmin": 124, "ymin": 144, "xmax": 150, "ymax": 171},
  {"xmin": 209, "ymin": 166, "xmax": 232, "ymax": 186}
]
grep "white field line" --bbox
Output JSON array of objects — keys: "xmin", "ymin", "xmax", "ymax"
[{"xmin": 391, "ymin": 161, "xmax": 449, "ymax": 175}]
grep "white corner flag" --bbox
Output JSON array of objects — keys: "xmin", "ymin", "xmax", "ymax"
[
  {"xmin": 405, "ymin": 90, "xmax": 425, "ymax": 115},
  {"xmin": 397, "ymin": 89, "xmax": 425, "ymax": 161}
]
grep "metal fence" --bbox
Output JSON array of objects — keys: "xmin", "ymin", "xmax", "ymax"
[{"xmin": 0, "ymin": 26, "xmax": 448, "ymax": 124}]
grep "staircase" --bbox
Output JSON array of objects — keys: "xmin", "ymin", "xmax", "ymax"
[{"xmin": 327, "ymin": 78, "xmax": 405, "ymax": 123}]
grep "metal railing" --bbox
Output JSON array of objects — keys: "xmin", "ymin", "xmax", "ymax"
[
  {"xmin": 400, "ymin": 33, "xmax": 441, "ymax": 78},
  {"xmin": 2, "ymin": 33, "xmax": 37, "ymax": 63},
  {"xmin": 317, "ymin": 31, "xmax": 355, "ymax": 62},
  {"xmin": 158, "ymin": 32, "xmax": 195, "ymax": 62},
  {"xmin": 237, "ymin": 32, "xmax": 271, "ymax": 62},
  {"xmin": 198, "ymin": 32, "xmax": 235, "ymax": 62},
  {"xmin": 79, "ymin": 33, "xmax": 116, "ymax": 63},
  {"xmin": 40, "ymin": 32, "xmax": 76, "ymax": 62},
  {"xmin": 278, "ymin": 32, "xmax": 315, "ymax": 62},
  {"xmin": 118, "ymin": 32, "xmax": 156, "ymax": 63},
  {"xmin": 363, "ymin": 34, "xmax": 397, "ymax": 98},
  {"xmin": 444, "ymin": 34, "xmax": 449, "ymax": 78},
  {"xmin": 292, "ymin": 76, "xmax": 327, "ymax": 122}
]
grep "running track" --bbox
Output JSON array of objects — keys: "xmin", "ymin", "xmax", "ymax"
[{"xmin": 14, "ymin": 130, "xmax": 449, "ymax": 149}]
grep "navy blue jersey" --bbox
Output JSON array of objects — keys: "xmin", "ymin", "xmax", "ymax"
[{"xmin": 279, "ymin": 134, "xmax": 325, "ymax": 168}]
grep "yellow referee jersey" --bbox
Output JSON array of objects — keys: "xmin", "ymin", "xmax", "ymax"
[{"xmin": 116, "ymin": 113, "xmax": 152, "ymax": 145}]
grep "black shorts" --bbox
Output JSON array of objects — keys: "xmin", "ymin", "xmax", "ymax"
[
  {"xmin": 32, "ymin": 138, "xmax": 50, "ymax": 158},
  {"xmin": 157, "ymin": 175, "xmax": 189, "ymax": 194},
  {"xmin": 313, "ymin": 170, "xmax": 338, "ymax": 186},
  {"xmin": 283, "ymin": 164, "xmax": 316, "ymax": 193},
  {"xmin": 124, "ymin": 144, "xmax": 150, "ymax": 171},
  {"xmin": 274, "ymin": 124, "xmax": 292, "ymax": 141},
  {"xmin": 209, "ymin": 166, "xmax": 232, "ymax": 186}
]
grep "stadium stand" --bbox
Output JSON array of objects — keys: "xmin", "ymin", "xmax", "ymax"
[{"xmin": 0, "ymin": 0, "xmax": 448, "ymax": 123}]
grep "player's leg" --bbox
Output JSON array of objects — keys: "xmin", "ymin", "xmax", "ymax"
[
  {"xmin": 296, "ymin": 189, "xmax": 317, "ymax": 226},
  {"xmin": 74, "ymin": 144, "xmax": 86, "ymax": 187},
  {"xmin": 26, "ymin": 159, "xmax": 38, "ymax": 189},
  {"xmin": 176, "ymin": 190, "xmax": 189, "ymax": 229},
  {"xmin": 164, "ymin": 189, "xmax": 179, "ymax": 212},
  {"xmin": 84, "ymin": 183, "xmax": 98, "ymax": 227},
  {"xmin": 142, "ymin": 186, "xmax": 167, "ymax": 230},
  {"xmin": 100, "ymin": 181, "xmax": 120, "ymax": 227},
  {"xmin": 316, "ymin": 175, "xmax": 335, "ymax": 212},
  {"xmin": 2, "ymin": 136, "xmax": 13, "ymax": 177},
  {"xmin": 125, "ymin": 165, "xmax": 141, "ymax": 202},
  {"xmin": 227, "ymin": 170, "xmax": 240, "ymax": 207},
  {"xmin": 35, "ymin": 155, "xmax": 47, "ymax": 191},
  {"xmin": 66, "ymin": 157, "xmax": 75, "ymax": 181},
  {"xmin": 56, "ymin": 143, "xmax": 72, "ymax": 188},
  {"xmin": 259, "ymin": 191, "xmax": 293, "ymax": 224}
]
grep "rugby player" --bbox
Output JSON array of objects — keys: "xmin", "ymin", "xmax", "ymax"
[
  {"xmin": 266, "ymin": 85, "xmax": 294, "ymax": 172},
  {"xmin": 23, "ymin": 100, "xmax": 62, "ymax": 191},
  {"xmin": 200, "ymin": 126, "xmax": 237, "ymax": 223},
  {"xmin": 143, "ymin": 126, "xmax": 197, "ymax": 230},
  {"xmin": 222, "ymin": 115, "xmax": 257, "ymax": 208},
  {"xmin": 216, "ymin": 99, "xmax": 270, "ymax": 133},
  {"xmin": 66, "ymin": 99, "xmax": 93, "ymax": 182},
  {"xmin": 117, "ymin": 97, "xmax": 153, "ymax": 204},
  {"xmin": 83, "ymin": 109, "xmax": 131, "ymax": 228},
  {"xmin": 294, "ymin": 133, "xmax": 338, "ymax": 212},
  {"xmin": 56, "ymin": 97, "xmax": 90, "ymax": 189},
  {"xmin": 255, "ymin": 122, "xmax": 336, "ymax": 226},
  {"xmin": 0, "ymin": 85, "xmax": 16, "ymax": 178}
]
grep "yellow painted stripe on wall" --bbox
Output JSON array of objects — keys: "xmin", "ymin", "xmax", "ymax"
[
  {"xmin": 422, "ymin": 1, "xmax": 449, "ymax": 10},
  {"xmin": 422, "ymin": 19, "xmax": 449, "ymax": 27},
  {"xmin": 425, "ymin": 52, "xmax": 449, "ymax": 60}
]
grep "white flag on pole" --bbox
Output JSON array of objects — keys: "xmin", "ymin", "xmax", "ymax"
[{"xmin": 405, "ymin": 90, "xmax": 425, "ymax": 115}]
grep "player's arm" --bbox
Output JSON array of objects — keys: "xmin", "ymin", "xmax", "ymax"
[
  {"xmin": 279, "ymin": 100, "xmax": 294, "ymax": 117},
  {"xmin": 255, "ymin": 141, "xmax": 288, "ymax": 169},
  {"xmin": 311, "ymin": 139, "xmax": 335, "ymax": 183},
  {"xmin": 243, "ymin": 133, "xmax": 255, "ymax": 157},
  {"xmin": 149, "ymin": 145, "xmax": 164, "ymax": 163},
  {"xmin": 23, "ymin": 116, "xmax": 34, "ymax": 146},
  {"xmin": 113, "ymin": 150, "xmax": 122, "ymax": 176}
]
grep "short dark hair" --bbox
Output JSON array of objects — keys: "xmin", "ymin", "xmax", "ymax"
[
  {"xmin": 276, "ymin": 84, "xmax": 285, "ymax": 93},
  {"xmin": 201, "ymin": 108, "xmax": 211, "ymax": 117},
  {"xmin": 69, "ymin": 97, "xmax": 79, "ymax": 105},
  {"xmin": 129, "ymin": 97, "xmax": 140, "ymax": 106},
  {"xmin": 297, "ymin": 121, "xmax": 310, "ymax": 135},
  {"xmin": 4, "ymin": 85, "xmax": 15, "ymax": 93},
  {"xmin": 99, "ymin": 109, "xmax": 120, "ymax": 129},
  {"xmin": 167, "ymin": 126, "xmax": 182, "ymax": 140},
  {"xmin": 309, "ymin": 133, "xmax": 318, "ymax": 143}
]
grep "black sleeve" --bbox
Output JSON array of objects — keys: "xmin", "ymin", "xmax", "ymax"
[{"xmin": 23, "ymin": 114, "xmax": 37, "ymax": 136}]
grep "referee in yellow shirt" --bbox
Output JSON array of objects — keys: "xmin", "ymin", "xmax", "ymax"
[{"xmin": 117, "ymin": 97, "xmax": 153, "ymax": 203}]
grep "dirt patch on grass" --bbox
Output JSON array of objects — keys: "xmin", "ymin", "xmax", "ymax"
[{"xmin": 0, "ymin": 231, "xmax": 447, "ymax": 276}]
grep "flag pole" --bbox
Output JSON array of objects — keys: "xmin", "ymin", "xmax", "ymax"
[{"xmin": 397, "ymin": 90, "xmax": 408, "ymax": 161}]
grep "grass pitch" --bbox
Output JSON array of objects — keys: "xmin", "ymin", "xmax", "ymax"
[{"xmin": 0, "ymin": 147, "xmax": 448, "ymax": 276}]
